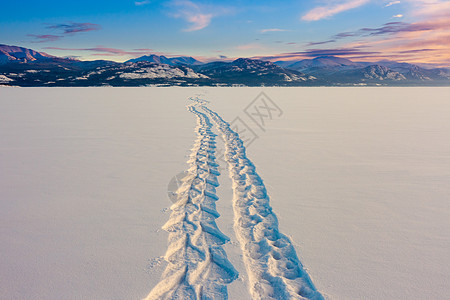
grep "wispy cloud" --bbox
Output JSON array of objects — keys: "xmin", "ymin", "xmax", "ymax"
[
  {"xmin": 385, "ymin": 1, "xmax": 401, "ymax": 7},
  {"xmin": 135, "ymin": 0, "xmax": 151, "ymax": 6},
  {"xmin": 260, "ymin": 28, "xmax": 288, "ymax": 33},
  {"xmin": 44, "ymin": 46, "xmax": 153, "ymax": 56},
  {"xmin": 302, "ymin": 0, "xmax": 370, "ymax": 21},
  {"xmin": 27, "ymin": 34, "xmax": 62, "ymax": 43},
  {"xmin": 330, "ymin": 20, "xmax": 448, "ymax": 39},
  {"xmin": 333, "ymin": 32, "xmax": 356, "ymax": 39},
  {"xmin": 297, "ymin": 48, "xmax": 379, "ymax": 57},
  {"xmin": 359, "ymin": 20, "xmax": 447, "ymax": 36},
  {"xmin": 407, "ymin": 0, "xmax": 450, "ymax": 18},
  {"xmin": 169, "ymin": 0, "xmax": 214, "ymax": 31},
  {"xmin": 253, "ymin": 47, "xmax": 379, "ymax": 61},
  {"xmin": 28, "ymin": 22, "xmax": 101, "ymax": 43},
  {"xmin": 46, "ymin": 22, "xmax": 101, "ymax": 34},
  {"xmin": 392, "ymin": 14, "xmax": 403, "ymax": 18},
  {"xmin": 306, "ymin": 40, "xmax": 336, "ymax": 46}
]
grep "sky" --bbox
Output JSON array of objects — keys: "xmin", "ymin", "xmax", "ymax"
[{"xmin": 0, "ymin": 0, "xmax": 449, "ymax": 66}]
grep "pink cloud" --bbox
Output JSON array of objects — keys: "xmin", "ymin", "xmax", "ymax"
[
  {"xmin": 168, "ymin": 0, "xmax": 234, "ymax": 32},
  {"xmin": 170, "ymin": 0, "xmax": 213, "ymax": 31},
  {"xmin": 302, "ymin": 0, "xmax": 370, "ymax": 21},
  {"xmin": 44, "ymin": 46, "xmax": 153, "ymax": 56},
  {"xmin": 27, "ymin": 34, "xmax": 62, "ymax": 43}
]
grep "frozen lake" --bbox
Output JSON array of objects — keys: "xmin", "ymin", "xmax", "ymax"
[{"xmin": 1, "ymin": 87, "xmax": 449, "ymax": 299}]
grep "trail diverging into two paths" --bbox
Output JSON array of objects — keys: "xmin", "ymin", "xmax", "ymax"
[{"xmin": 146, "ymin": 99, "xmax": 323, "ymax": 300}]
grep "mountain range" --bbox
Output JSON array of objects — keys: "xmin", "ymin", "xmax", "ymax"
[{"xmin": 1, "ymin": 44, "xmax": 449, "ymax": 87}]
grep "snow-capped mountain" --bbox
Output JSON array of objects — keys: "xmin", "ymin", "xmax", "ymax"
[
  {"xmin": 1, "ymin": 60, "xmax": 210, "ymax": 87},
  {"xmin": 193, "ymin": 58, "xmax": 316, "ymax": 85},
  {"xmin": 337, "ymin": 65, "xmax": 406, "ymax": 82},
  {"xmin": 275, "ymin": 56, "xmax": 450, "ymax": 84},
  {"xmin": 0, "ymin": 44, "xmax": 54, "ymax": 64},
  {"xmin": 373, "ymin": 60, "xmax": 450, "ymax": 81},
  {"xmin": 126, "ymin": 54, "xmax": 202, "ymax": 66}
]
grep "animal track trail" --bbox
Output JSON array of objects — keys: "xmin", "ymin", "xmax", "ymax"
[
  {"xmin": 202, "ymin": 105, "xmax": 324, "ymax": 300},
  {"xmin": 145, "ymin": 104, "xmax": 238, "ymax": 300}
]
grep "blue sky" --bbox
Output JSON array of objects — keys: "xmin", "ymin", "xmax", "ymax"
[{"xmin": 1, "ymin": 0, "xmax": 448, "ymax": 66}]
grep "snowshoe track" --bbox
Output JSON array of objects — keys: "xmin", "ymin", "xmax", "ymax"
[
  {"xmin": 202, "ymin": 105, "xmax": 324, "ymax": 300},
  {"xmin": 145, "ymin": 105, "xmax": 238, "ymax": 300},
  {"xmin": 146, "ymin": 99, "xmax": 323, "ymax": 300}
]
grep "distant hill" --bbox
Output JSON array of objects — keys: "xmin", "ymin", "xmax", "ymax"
[
  {"xmin": 192, "ymin": 58, "xmax": 317, "ymax": 85},
  {"xmin": 276, "ymin": 56, "xmax": 362, "ymax": 71},
  {"xmin": 126, "ymin": 54, "xmax": 203, "ymax": 66}
]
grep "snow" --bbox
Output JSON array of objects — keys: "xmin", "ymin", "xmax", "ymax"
[
  {"xmin": 0, "ymin": 75, "xmax": 13, "ymax": 83},
  {"xmin": 0, "ymin": 87, "xmax": 449, "ymax": 300},
  {"xmin": 119, "ymin": 65, "xmax": 208, "ymax": 80}
]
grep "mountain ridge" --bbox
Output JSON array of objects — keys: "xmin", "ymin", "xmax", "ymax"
[
  {"xmin": 1, "ymin": 44, "xmax": 449, "ymax": 86},
  {"xmin": 0, "ymin": 44, "xmax": 54, "ymax": 64},
  {"xmin": 126, "ymin": 54, "xmax": 202, "ymax": 66}
]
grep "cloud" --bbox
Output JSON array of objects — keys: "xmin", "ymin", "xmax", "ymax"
[
  {"xmin": 254, "ymin": 47, "xmax": 380, "ymax": 61},
  {"xmin": 27, "ymin": 34, "xmax": 62, "ymax": 43},
  {"xmin": 302, "ymin": 0, "xmax": 370, "ymax": 21},
  {"xmin": 385, "ymin": 1, "xmax": 401, "ymax": 7},
  {"xmin": 28, "ymin": 22, "xmax": 101, "ymax": 43},
  {"xmin": 306, "ymin": 40, "xmax": 336, "ymax": 46},
  {"xmin": 331, "ymin": 20, "xmax": 448, "ymax": 39},
  {"xmin": 44, "ymin": 46, "xmax": 154, "ymax": 56},
  {"xmin": 333, "ymin": 32, "xmax": 357, "ymax": 39},
  {"xmin": 254, "ymin": 47, "xmax": 446, "ymax": 65},
  {"xmin": 300, "ymin": 48, "xmax": 380, "ymax": 57},
  {"xmin": 360, "ymin": 20, "xmax": 447, "ymax": 36},
  {"xmin": 398, "ymin": 48, "xmax": 437, "ymax": 54},
  {"xmin": 169, "ymin": 0, "xmax": 214, "ymax": 31},
  {"xmin": 407, "ymin": 0, "xmax": 450, "ymax": 18},
  {"xmin": 392, "ymin": 14, "xmax": 403, "ymax": 18},
  {"xmin": 44, "ymin": 46, "xmax": 191, "ymax": 60},
  {"xmin": 135, "ymin": 0, "xmax": 151, "ymax": 6},
  {"xmin": 297, "ymin": 1, "xmax": 450, "ymax": 66},
  {"xmin": 46, "ymin": 22, "xmax": 101, "ymax": 34},
  {"xmin": 260, "ymin": 28, "xmax": 288, "ymax": 33}
]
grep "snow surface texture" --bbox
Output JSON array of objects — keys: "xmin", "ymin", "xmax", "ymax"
[{"xmin": 1, "ymin": 87, "xmax": 449, "ymax": 300}]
